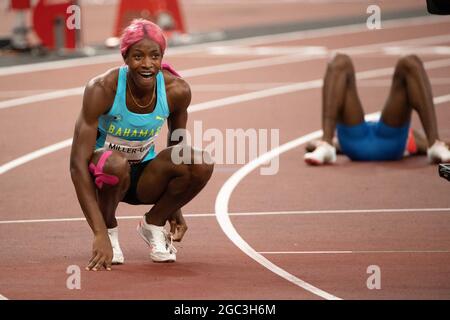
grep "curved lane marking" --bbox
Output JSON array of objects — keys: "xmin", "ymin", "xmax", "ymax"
[
  {"xmin": 215, "ymin": 130, "xmax": 342, "ymax": 300},
  {"xmin": 214, "ymin": 93, "xmax": 450, "ymax": 299}
]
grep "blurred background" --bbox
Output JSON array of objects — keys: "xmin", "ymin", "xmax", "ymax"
[{"xmin": 0, "ymin": 0, "xmax": 429, "ymax": 65}]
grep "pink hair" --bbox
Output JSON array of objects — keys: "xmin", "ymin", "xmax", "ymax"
[{"xmin": 120, "ymin": 19, "xmax": 167, "ymax": 58}]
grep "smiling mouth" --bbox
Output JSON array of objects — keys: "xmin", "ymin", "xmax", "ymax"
[{"xmin": 139, "ymin": 72, "xmax": 153, "ymax": 79}]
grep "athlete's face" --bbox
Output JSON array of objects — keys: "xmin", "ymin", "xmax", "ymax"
[{"xmin": 125, "ymin": 38, "xmax": 163, "ymax": 90}]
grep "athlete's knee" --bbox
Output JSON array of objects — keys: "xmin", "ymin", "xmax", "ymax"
[
  {"xmin": 188, "ymin": 148, "xmax": 214, "ymax": 185},
  {"xmin": 328, "ymin": 53, "xmax": 354, "ymax": 73},
  {"xmin": 167, "ymin": 145, "xmax": 214, "ymax": 182},
  {"xmin": 396, "ymin": 55, "xmax": 424, "ymax": 74},
  {"xmin": 91, "ymin": 149, "xmax": 130, "ymax": 183}
]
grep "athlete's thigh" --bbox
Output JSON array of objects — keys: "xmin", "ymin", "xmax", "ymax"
[
  {"xmin": 339, "ymin": 74, "xmax": 366, "ymax": 125},
  {"xmin": 380, "ymin": 68, "xmax": 411, "ymax": 127},
  {"xmin": 135, "ymin": 147, "xmax": 189, "ymax": 204}
]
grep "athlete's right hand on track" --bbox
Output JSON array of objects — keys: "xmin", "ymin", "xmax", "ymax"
[{"xmin": 86, "ymin": 233, "xmax": 113, "ymax": 271}]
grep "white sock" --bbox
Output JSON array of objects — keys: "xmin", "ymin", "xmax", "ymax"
[{"xmin": 107, "ymin": 226, "xmax": 120, "ymax": 247}]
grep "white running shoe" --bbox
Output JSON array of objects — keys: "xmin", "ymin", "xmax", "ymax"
[
  {"xmin": 107, "ymin": 227, "xmax": 124, "ymax": 265},
  {"xmin": 137, "ymin": 220, "xmax": 177, "ymax": 263},
  {"xmin": 304, "ymin": 141, "xmax": 337, "ymax": 165},
  {"xmin": 427, "ymin": 140, "xmax": 450, "ymax": 164}
]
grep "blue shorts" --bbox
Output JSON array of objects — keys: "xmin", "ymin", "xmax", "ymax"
[{"xmin": 336, "ymin": 120, "xmax": 409, "ymax": 161}]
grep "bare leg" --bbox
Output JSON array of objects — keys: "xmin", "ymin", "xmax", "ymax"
[
  {"xmin": 321, "ymin": 53, "xmax": 365, "ymax": 144},
  {"xmin": 135, "ymin": 146, "xmax": 214, "ymax": 226},
  {"xmin": 90, "ymin": 150, "xmax": 130, "ymax": 264},
  {"xmin": 131, "ymin": 146, "xmax": 213, "ymax": 262},
  {"xmin": 411, "ymin": 129, "xmax": 428, "ymax": 155},
  {"xmin": 91, "ymin": 150, "xmax": 130, "ymax": 228},
  {"xmin": 381, "ymin": 55, "xmax": 439, "ymax": 146},
  {"xmin": 304, "ymin": 54, "xmax": 365, "ymax": 165}
]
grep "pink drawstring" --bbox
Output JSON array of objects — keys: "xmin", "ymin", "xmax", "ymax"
[
  {"xmin": 89, "ymin": 151, "xmax": 120, "ymax": 189},
  {"xmin": 162, "ymin": 63, "xmax": 181, "ymax": 77}
]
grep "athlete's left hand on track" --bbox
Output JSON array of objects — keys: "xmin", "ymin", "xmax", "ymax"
[{"xmin": 170, "ymin": 215, "xmax": 188, "ymax": 242}]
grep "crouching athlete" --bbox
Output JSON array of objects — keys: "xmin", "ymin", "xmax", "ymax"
[{"xmin": 70, "ymin": 19, "xmax": 214, "ymax": 271}]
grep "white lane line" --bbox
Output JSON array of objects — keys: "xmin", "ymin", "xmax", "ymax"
[
  {"xmin": 259, "ymin": 250, "xmax": 450, "ymax": 255},
  {"xmin": 216, "ymin": 180, "xmax": 342, "ymax": 299},
  {"xmin": 206, "ymin": 45, "xmax": 328, "ymax": 56},
  {"xmin": 356, "ymin": 58, "xmax": 450, "ymax": 80},
  {"xmin": 434, "ymin": 94, "xmax": 450, "ymax": 105},
  {"xmin": 0, "ymin": 55, "xmax": 122, "ymax": 77},
  {"xmin": 189, "ymin": 58, "xmax": 450, "ymax": 113},
  {"xmin": 0, "ymin": 15, "xmax": 447, "ymax": 77},
  {"xmin": 1, "ymin": 60, "xmax": 450, "ymax": 176},
  {"xmin": 191, "ymin": 83, "xmax": 295, "ymax": 91},
  {"xmin": 178, "ymin": 34, "xmax": 450, "ymax": 77},
  {"xmin": 4, "ymin": 77, "xmax": 447, "ymax": 98},
  {"xmin": 190, "ymin": 79, "xmax": 322, "ymax": 112},
  {"xmin": 0, "ymin": 139, "xmax": 73, "ymax": 175},
  {"xmin": 1, "ymin": 207, "xmax": 449, "ymax": 225},
  {"xmin": 0, "ymin": 87, "xmax": 84, "ymax": 110},
  {"xmin": 214, "ymin": 82, "xmax": 450, "ymax": 300},
  {"xmin": 193, "ymin": 78, "xmax": 450, "ymax": 91},
  {"xmin": 2, "ymin": 33, "xmax": 450, "ymax": 111},
  {"xmin": 383, "ymin": 46, "xmax": 450, "ymax": 56},
  {"xmin": 0, "ymin": 89, "xmax": 56, "ymax": 97},
  {"xmin": 227, "ymin": 207, "xmax": 450, "ymax": 216}
]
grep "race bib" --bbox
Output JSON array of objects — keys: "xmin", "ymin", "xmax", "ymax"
[{"xmin": 103, "ymin": 134, "xmax": 154, "ymax": 164}]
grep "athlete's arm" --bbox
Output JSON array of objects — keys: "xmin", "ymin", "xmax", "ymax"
[
  {"xmin": 165, "ymin": 73, "xmax": 191, "ymax": 241},
  {"xmin": 70, "ymin": 71, "xmax": 117, "ymax": 270},
  {"xmin": 166, "ymin": 76, "xmax": 190, "ymax": 147}
]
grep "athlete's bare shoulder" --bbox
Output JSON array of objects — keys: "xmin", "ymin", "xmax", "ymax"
[
  {"xmin": 162, "ymin": 69, "xmax": 191, "ymax": 114},
  {"xmin": 86, "ymin": 67, "xmax": 120, "ymax": 95},
  {"xmin": 83, "ymin": 67, "xmax": 121, "ymax": 115}
]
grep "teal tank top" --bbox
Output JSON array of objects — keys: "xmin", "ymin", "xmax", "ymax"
[{"xmin": 96, "ymin": 66, "xmax": 170, "ymax": 163}]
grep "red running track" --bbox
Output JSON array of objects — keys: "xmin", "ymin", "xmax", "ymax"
[{"xmin": 0, "ymin": 11, "xmax": 450, "ymax": 300}]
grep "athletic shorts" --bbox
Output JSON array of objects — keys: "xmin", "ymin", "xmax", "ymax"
[
  {"xmin": 336, "ymin": 120, "xmax": 409, "ymax": 161},
  {"xmin": 122, "ymin": 159, "xmax": 153, "ymax": 205}
]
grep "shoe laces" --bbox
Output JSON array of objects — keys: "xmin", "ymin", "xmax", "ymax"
[
  {"xmin": 150, "ymin": 228, "xmax": 177, "ymax": 254},
  {"xmin": 166, "ymin": 231, "xmax": 178, "ymax": 254}
]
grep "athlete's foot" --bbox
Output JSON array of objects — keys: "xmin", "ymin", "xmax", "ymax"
[
  {"xmin": 306, "ymin": 137, "xmax": 341, "ymax": 154},
  {"xmin": 427, "ymin": 140, "xmax": 450, "ymax": 164},
  {"xmin": 137, "ymin": 219, "xmax": 177, "ymax": 263},
  {"xmin": 304, "ymin": 141, "xmax": 337, "ymax": 165}
]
